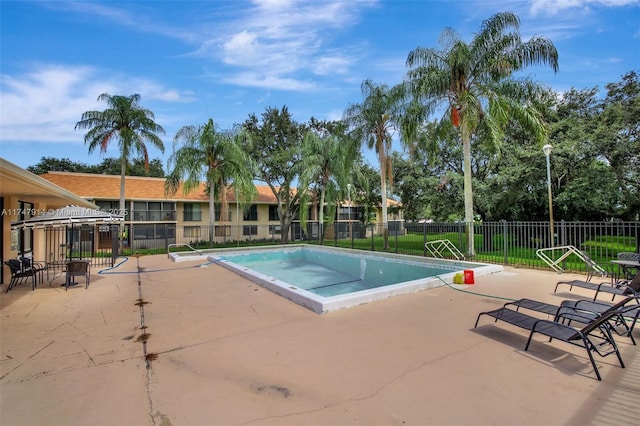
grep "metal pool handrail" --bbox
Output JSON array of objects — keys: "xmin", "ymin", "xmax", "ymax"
[
  {"xmin": 424, "ymin": 239, "xmax": 465, "ymax": 260},
  {"xmin": 167, "ymin": 243, "xmax": 203, "ymax": 257},
  {"xmin": 536, "ymin": 245, "xmax": 606, "ymax": 276}
]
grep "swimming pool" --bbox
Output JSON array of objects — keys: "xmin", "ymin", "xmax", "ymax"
[{"xmin": 170, "ymin": 245, "xmax": 502, "ymax": 313}]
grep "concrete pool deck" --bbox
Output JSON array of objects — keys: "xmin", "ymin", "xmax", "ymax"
[{"xmin": 1, "ymin": 254, "xmax": 638, "ymax": 425}]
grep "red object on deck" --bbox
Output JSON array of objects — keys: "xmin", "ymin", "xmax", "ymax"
[{"xmin": 463, "ymin": 269, "xmax": 474, "ymax": 284}]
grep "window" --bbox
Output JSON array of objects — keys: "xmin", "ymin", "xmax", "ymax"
[
  {"xmin": 133, "ymin": 225, "xmax": 154, "ymax": 240},
  {"xmin": 18, "ymin": 201, "xmax": 34, "ymax": 254},
  {"xmin": 243, "ymin": 205, "xmax": 258, "ymax": 221},
  {"xmin": 133, "ymin": 224, "xmax": 176, "ymax": 240},
  {"xmin": 132, "ymin": 201, "xmax": 175, "ymax": 221},
  {"xmin": 96, "ymin": 200, "xmax": 130, "ymax": 219},
  {"xmin": 214, "ymin": 204, "xmax": 232, "ymax": 221},
  {"xmin": 162, "ymin": 203, "xmax": 176, "ymax": 220},
  {"xmin": 215, "ymin": 225, "xmax": 230, "ymax": 237},
  {"xmin": 183, "ymin": 203, "xmax": 201, "ymax": 221},
  {"xmin": 96, "ymin": 200, "xmax": 119, "ymax": 211},
  {"xmin": 133, "ymin": 202, "xmax": 147, "ymax": 220},
  {"xmin": 269, "ymin": 225, "xmax": 281, "ymax": 235},
  {"xmin": 184, "ymin": 226, "xmax": 200, "ymax": 238},
  {"xmin": 243, "ymin": 225, "xmax": 258, "ymax": 236},
  {"xmin": 268, "ymin": 205, "xmax": 279, "ymax": 221},
  {"xmin": 337, "ymin": 206, "xmax": 359, "ymax": 221},
  {"xmin": 148, "ymin": 202, "xmax": 161, "ymax": 221}
]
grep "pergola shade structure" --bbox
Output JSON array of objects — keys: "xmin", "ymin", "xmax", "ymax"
[
  {"xmin": 10, "ymin": 205, "xmax": 124, "ymax": 230},
  {"xmin": 11, "ymin": 205, "xmax": 124, "ymax": 269}
]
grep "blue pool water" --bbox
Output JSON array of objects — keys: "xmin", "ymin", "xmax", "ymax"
[
  {"xmin": 220, "ymin": 248, "xmax": 456, "ymax": 297},
  {"xmin": 169, "ymin": 244, "xmax": 503, "ymax": 313}
]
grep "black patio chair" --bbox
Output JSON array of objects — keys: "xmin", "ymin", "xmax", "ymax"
[
  {"xmin": 65, "ymin": 260, "xmax": 91, "ymax": 290},
  {"xmin": 616, "ymin": 252, "xmax": 640, "ymax": 279},
  {"xmin": 3, "ymin": 259, "xmax": 38, "ymax": 292},
  {"xmin": 475, "ymin": 306, "xmax": 625, "ymax": 381},
  {"xmin": 554, "ymin": 271, "xmax": 640, "ymax": 301},
  {"xmin": 20, "ymin": 255, "xmax": 45, "ymax": 287}
]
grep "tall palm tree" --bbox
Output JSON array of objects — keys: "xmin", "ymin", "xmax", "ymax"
[
  {"xmin": 405, "ymin": 12, "xmax": 558, "ymax": 257},
  {"xmin": 300, "ymin": 129, "xmax": 359, "ymax": 244},
  {"xmin": 75, "ymin": 93, "xmax": 165, "ymax": 251},
  {"xmin": 164, "ymin": 119, "xmax": 256, "ymax": 243},
  {"xmin": 344, "ymin": 79, "xmax": 406, "ymax": 250}
]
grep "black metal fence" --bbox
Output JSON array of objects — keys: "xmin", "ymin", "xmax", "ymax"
[
  {"xmin": 47, "ymin": 221, "xmax": 639, "ymax": 275},
  {"xmin": 42, "ymin": 224, "xmax": 120, "ymax": 268}
]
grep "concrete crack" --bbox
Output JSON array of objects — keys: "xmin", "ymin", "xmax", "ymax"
[{"xmin": 0, "ymin": 340, "xmax": 55, "ymax": 381}]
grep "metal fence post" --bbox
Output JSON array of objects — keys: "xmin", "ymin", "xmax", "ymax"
[
  {"xmin": 502, "ymin": 220, "xmax": 508, "ymax": 265},
  {"xmin": 111, "ymin": 224, "xmax": 119, "ymax": 266},
  {"xmin": 394, "ymin": 227, "xmax": 398, "ymax": 253},
  {"xmin": 370, "ymin": 223, "xmax": 375, "ymax": 251},
  {"xmin": 423, "ymin": 222, "xmax": 427, "ymax": 257}
]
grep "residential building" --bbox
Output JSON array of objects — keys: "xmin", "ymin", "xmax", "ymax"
[
  {"xmin": 1, "ymin": 163, "xmax": 403, "ymax": 285},
  {"xmin": 39, "ymin": 172, "xmax": 403, "ymax": 249}
]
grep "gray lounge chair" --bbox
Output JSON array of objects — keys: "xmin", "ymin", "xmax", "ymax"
[
  {"xmin": 475, "ymin": 306, "xmax": 625, "ymax": 381},
  {"xmin": 505, "ymin": 296, "xmax": 639, "ymax": 345},
  {"xmin": 554, "ymin": 271, "xmax": 640, "ymax": 301}
]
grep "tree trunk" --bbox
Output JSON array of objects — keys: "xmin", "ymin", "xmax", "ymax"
[
  {"xmin": 119, "ymin": 157, "xmax": 127, "ymax": 254},
  {"xmin": 209, "ymin": 179, "xmax": 216, "ymax": 244},
  {"xmin": 462, "ymin": 135, "xmax": 476, "ymax": 257},
  {"xmin": 380, "ymin": 154, "xmax": 389, "ymax": 250},
  {"xmin": 319, "ymin": 187, "xmax": 326, "ymax": 244},
  {"xmin": 281, "ymin": 214, "xmax": 292, "ymax": 244}
]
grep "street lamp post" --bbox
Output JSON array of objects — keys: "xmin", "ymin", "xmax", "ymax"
[
  {"xmin": 542, "ymin": 144, "xmax": 554, "ymax": 247},
  {"xmin": 347, "ymin": 184, "xmax": 352, "ymax": 241}
]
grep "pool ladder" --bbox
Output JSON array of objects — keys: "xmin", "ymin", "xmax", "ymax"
[
  {"xmin": 424, "ymin": 240, "xmax": 465, "ymax": 260},
  {"xmin": 536, "ymin": 245, "xmax": 606, "ymax": 276}
]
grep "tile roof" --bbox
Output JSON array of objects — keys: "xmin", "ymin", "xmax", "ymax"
[
  {"xmin": 40, "ymin": 172, "xmax": 277, "ymax": 203},
  {"xmin": 39, "ymin": 172, "xmax": 402, "ymax": 208}
]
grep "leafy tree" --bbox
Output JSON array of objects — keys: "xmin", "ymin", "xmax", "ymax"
[
  {"xmin": 352, "ymin": 160, "xmax": 382, "ymax": 227},
  {"xmin": 300, "ymin": 119, "xmax": 359, "ymax": 243},
  {"xmin": 95, "ymin": 157, "xmax": 165, "ymax": 177},
  {"xmin": 594, "ymin": 71, "xmax": 640, "ymax": 219},
  {"xmin": 343, "ymin": 79, "xmax": 407, "ymax": 250},
  {"xmin": 27, "ymin": 157, "xmax": 92, "ymax": 174},
  {"xmin": 405, "ymin": 11, "xmax": 558, "ymax": 256},
  {"xmin": 28, "ymin": 156, "xmax": 165, "ymax": 177},
  {"xmin": 544, "ymin": 73, "xmax": 639, "ymax": 221},
  {"xmin": 75, "ymin": 93, "xmax": 165, "ymax": 250},
  {"xmin": 394, "ymin": 120, "xmax": 467, "ymax": 222},
  {"xmin": 164, "ymin": 119, "xmax": 256, "ymax": 242},
  {"xmin": 242, "ymin": 106, "xmax": 306, "ymax": 243}
]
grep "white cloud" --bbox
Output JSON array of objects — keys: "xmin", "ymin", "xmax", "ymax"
[
  {"xmin": 41, "ymin": 1, "xmax": 378, "ymax": 92},
  {"xmin": 0, "ymin": 64, "xmax": 193, "ymax": 143},
  {"xmin": 530, "ymin": 0, "xmax": 639, "ymax": 15},
  {"xmin": 201, "ymin": 1, "xmax": 378, "ymax": 90},
  {"xmin": 313, "ymin": 55, "xmax": 352, "ymax": 76},
  {"xmin": 223, "ymin": 71, "xmax": 315, "ymax": 91},
  {"xmin": 45, "ymin": 1, "xmax": 197, "ymax": 43}
]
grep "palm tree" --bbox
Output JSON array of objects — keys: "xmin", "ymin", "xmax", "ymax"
[
  {"xmin": 300, "ymin": 127, "xmax": 359, "ymax": 244},
  {"xmin": 405, "ymin": 12, "xmax": 558, "ymax": 257},
  {"xmin": 75, "ymin": 93, "xmax": 165, "ymax": 251},
  {"xmin": 164, "ymin": 119, "xmax": 256, "ymax": 243},
  {"xmin": 343, "ymin": 79, "xmax": 407, "ymax": 250}
]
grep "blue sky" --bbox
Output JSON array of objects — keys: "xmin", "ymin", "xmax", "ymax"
[{"xmin": 1, "ymin": 0, "xmax": 639, "ymax": 171}]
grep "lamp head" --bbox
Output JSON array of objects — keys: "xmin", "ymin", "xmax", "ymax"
[{"xmin": 542, "ymin": 144, "xmax": 553, "ymax": 156}]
